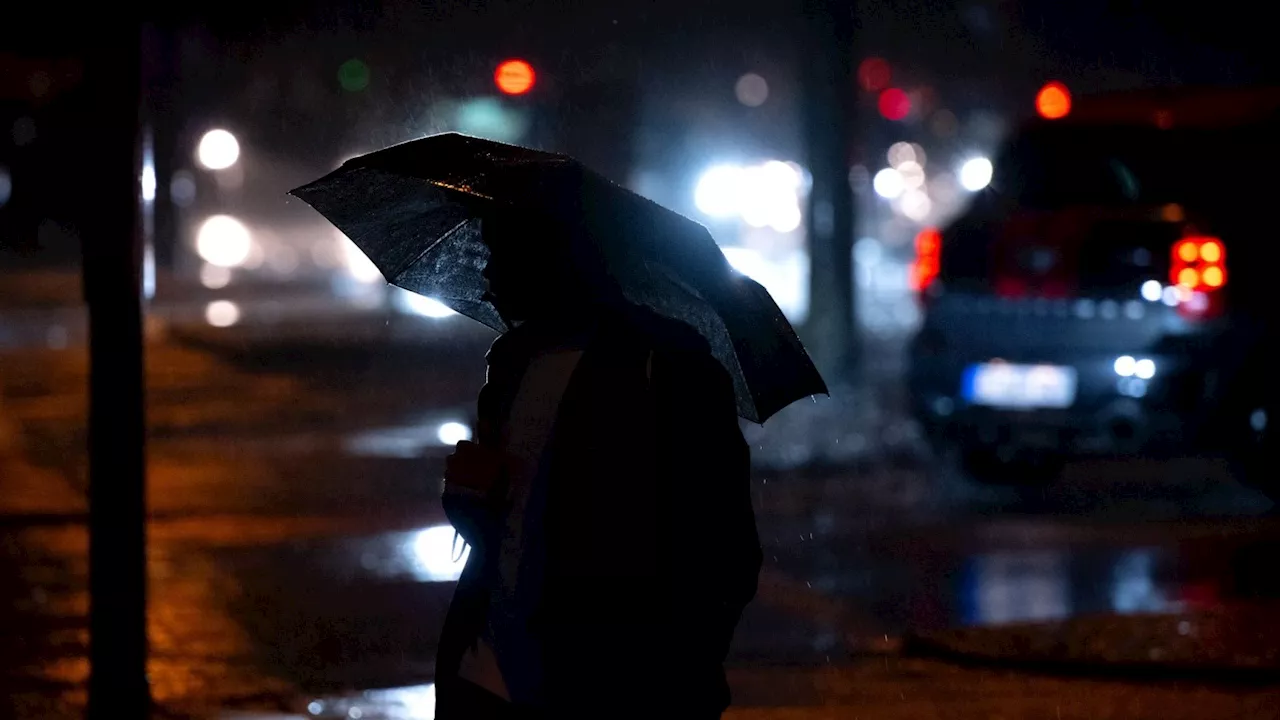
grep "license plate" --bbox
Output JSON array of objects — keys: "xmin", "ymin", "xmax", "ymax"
[{"xmin": 962, "ymin": 362, "xmax": 1077, "ymax": 409}]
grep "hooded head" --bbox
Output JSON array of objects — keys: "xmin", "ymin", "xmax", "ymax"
[{"xmin": 481, "ymin": 213, "xmax": 621, "ymax": 328}]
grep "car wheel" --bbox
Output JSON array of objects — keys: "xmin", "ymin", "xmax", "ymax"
[{"xmin": 959, "ymin": 445, "xmax": 1062, "ymax": 486}]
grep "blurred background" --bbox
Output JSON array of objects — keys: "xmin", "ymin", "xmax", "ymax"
[{"xmin": 4, "ymin": 1, "xmax": 1280, "ymax": 718}]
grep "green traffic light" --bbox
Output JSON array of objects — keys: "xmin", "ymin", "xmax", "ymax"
[{"xmin": 338, "ymin": 59, "xmax": 371, "ymax": 92}]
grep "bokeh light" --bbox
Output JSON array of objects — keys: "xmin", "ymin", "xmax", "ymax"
[
  {"xmin": 959, "ymin": 157, "xmax": 994, "ymax": 191},
  {"xmin": 436, "ymin": 421, "xmax": 472, "ymax": 446},
  {"xmin": 887, "ymin": 141, "xmax": 917, "ymax": 168},
  {"xmin": 734, "ymin": 73, "xmax": 769, "ymax": 107},
  {"xmin": 495, "ymin": 59, "xmax": 536, "ymax": 95},
  {"xmin": 204, "ymin": 300, "xmax": 241, "ymax": 328},
  {"xmin": 1036, "ymin": 81, "xmax": 1072, "ymax": 119},
  {"xmin": 878, "ymin": 88, "xmax": 911, "ymax": 121},
  {"xmin": 195, "ymin": 215, "xmax": 252, "ymax": 267},
  {"xmin": 694, "ymin": 165, "xmax": 744, "ymax": 218},
  {"xmin": 199, "ymin": 264, "xmax": 232, "ymax": 290},
  {"xmin": 338, "ymin": 58, "xmax": 371, "ymax": 92},
  {"xmin": 195, "ymin": 129, "xmax": 240, "ymax": 170},
  {"xmin": 873, "ymin": 168, "xmax": 905, "ymax": 199},
  {"xmin": 897, "ymin": 160, "xmax": 925, "ymax": 189},
  {"xmin": 411, "ymin": 525, "xmax": 470, "ymax": 582},
  {"xmin": 857, "ymin": 57, "xmax": 892, "ymax": 92},
  {"xmin": 900, "ymin": 189, "xmax": 932, "ymax": 221}
]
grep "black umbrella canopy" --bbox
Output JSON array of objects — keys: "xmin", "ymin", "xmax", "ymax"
[{"xmin": 291, "ymin": 133, "xmax": 827, "ymax": 422}]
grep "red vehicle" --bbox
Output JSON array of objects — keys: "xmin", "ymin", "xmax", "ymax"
[{"xmin": 908, "ymin": 86, "xmax": 1280, "ymax": 498}]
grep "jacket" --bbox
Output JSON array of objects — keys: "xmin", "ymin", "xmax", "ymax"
[{"xmin": 436, "ymin": 308, "xmax": 762, "ymax": 717}]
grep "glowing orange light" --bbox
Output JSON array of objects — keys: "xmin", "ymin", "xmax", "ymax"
[
  {"xmin": 495, "ymin": 59, "xmax": 536, "ymax": 95},
  {"xmin": 1199, "ymin": 240, "xmax": 1223, "ymax": 263},
  {"xmin": 1177, "ymin": 267, "xmax": 1200, "ymax": 288},
  {"xmin": 1036, "ymin": 81, "xmax": 1072, "ymax": 120},
  {"xmin": 911, "ymin": 227, "xmax": 942, "ymax": 292},
  {"xmin": 1176, "ymin": 240, "xmax": 1200, "ymax": 263},
  {"xmin": 1202, "ymin": 265, "xmax": 1225, "ymax": 288}
]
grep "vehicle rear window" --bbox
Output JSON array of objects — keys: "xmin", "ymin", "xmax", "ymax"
[{"xmin": 993, "ymin": 124, "xmax": 1275, "ymax": 210}]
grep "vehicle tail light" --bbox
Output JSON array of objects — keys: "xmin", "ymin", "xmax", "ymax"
[
  {"xmin": 910, "ymin": 227, "xmax": 942, "ymax": 293},
  {"xmin": 1170, "ymin": 235, "xmax": 1227, "ymax": 319}
]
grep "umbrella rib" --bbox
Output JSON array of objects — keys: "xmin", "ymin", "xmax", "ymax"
[{"xmin": 388, "ymin": 217, "xmax": 473, "ymax": 281}]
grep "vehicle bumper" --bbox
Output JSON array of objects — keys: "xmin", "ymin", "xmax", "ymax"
[{"xmin": 908, "ymin": 346, "xmax": 1221, "ymax": 456}]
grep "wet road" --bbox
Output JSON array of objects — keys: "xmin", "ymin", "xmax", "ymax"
[{"xmin": 2, "ymin": 304, "xmax": 1279, "ymax": 718}]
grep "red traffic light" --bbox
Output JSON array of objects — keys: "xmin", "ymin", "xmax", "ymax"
[
  {"xmin": 1036, "ymin": 81, "xmax": 1071, "ymax": 119},
  {"xmin": 495, "ymin": 59, "xmax": 536, "ymax": 95},
  {"xmin": 857, "ymin": 57, "xmax": 892, "ymax": 93},
  {"xmin": 878, "ymin": 88, "xmax": 911, "ymax": 121}
]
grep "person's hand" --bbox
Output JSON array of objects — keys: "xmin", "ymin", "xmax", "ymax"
[{"xmin": 444, "ymin": 440, "xmax": 509, "ymax": 498}]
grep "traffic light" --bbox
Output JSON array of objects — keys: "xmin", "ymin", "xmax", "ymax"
[
  {"xmin": 495, "ymin": 59, "xmax": 536, "ymax": 95},
  {"xmin": 1036, "ymin": 81, "xmax": 1071, "ymax": 119}
]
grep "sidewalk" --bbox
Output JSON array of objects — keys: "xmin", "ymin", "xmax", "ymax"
[{"xmin": 210, "ymin": 654, "xmax": 1278, "ymax": 720}]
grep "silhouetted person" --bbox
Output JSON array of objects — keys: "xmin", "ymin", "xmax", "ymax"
[{"xmin": 435, "ymin": 214, "xmax": 762, "ymax": 718}]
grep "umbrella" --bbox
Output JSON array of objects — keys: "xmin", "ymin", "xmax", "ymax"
[{"xmin": 290, "ymin": 133, "xmax": 827, "ymax": 423}]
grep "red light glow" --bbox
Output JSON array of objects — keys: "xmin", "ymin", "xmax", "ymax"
[
  {"xmin": 878, "ymin": 88, "xmax": 911, "ymax": 121},
  {"xmin": 1199, "ymin": 240, "xmax": 1223, "ymax": 263},
  {"xmin": 858, "ymin": 57, "xmax": 892, "ymax": 93},
  {"xmin": 495, "ymin": 59, "xmax": 536, "ymax": 95},
  {"xmin": 1036, "ymin": 81, "xmax": 1072, "ymax": 120},
  {"xmin": 910, "ymin": 227, "xmax": 942, "ymax": 292},
  {"xmin": 1171, "ymin": 234, "xmax": 1227, "ymax": 296}
]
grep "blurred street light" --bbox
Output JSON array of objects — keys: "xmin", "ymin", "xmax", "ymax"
[
  {"xmin": 436, "ymin": 421, "xmax": 473, "ymax": 445},
  {"xmin": 199, "ymin": 264, "xmax": 232, "ymax": 289},
  {"xmin": 495, "ymin": 59, "xmax": 536, "ymax": 95},
  {"xmin": 394, "ymin": 288, "xmax": 457, "ymax": 318},
  {"xmin": 195, "ymin": 129, "xmax": 240, "ymax": 170},
  {"xmin": 897, "ymin": 160, "xmax": 925, "ymax": 189},
  {"xmin": 857, "ymin": 57, "xmax": 892, "ymax": 93},
  {"xmin": 1036, "ymin": 81, "xmax": 1072, "ymax": 120},
  {"xmin": 886, "ymin": 141, "xmax": 916, "ymax": 168},
  {"xmin": 694, "ymin": 161, "xmax": 804, "ymax": 232},
  {"xmin": 959, "ymin": 157, "xmax": 994, "ymax": 191},
  {"xmin": 204, "ymin": 300, "xmax": 241, "ymax": 328},
  {"xmin": 873, "ymin": 167, "xmax": 905, "ymax": 199},
  {"xmin": 878, "ymin": 88, "xmax": 911, "ymax": 121},
  {"xmin": 694, "ymin": 165, "xmax": 744, "ymax": 218},
  {"xmin": 411, "ymin": 525, "xmax": 469, "ymax": 582},
  {"xmin": 734, "ymin": 73, "xmax": 770, "ymax": 107},
  {"xmin": 337, "ymin": 230, "xmax": 383, "ymax": 283},
  {"xmin": 195, "ymin": 215, "xmax": 252, "ymax": 267},
  {"xmin": 900, "ymin": 189, "xmax": 932, "ymax": 221},
  {"xmin": 0, "ymin": 166, "xmax": 10, "ymax": 207}
]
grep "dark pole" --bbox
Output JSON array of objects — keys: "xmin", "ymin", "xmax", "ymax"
[
  {"xmin": 143, "ymin": 23, "xmax": 179, "ymax": 275},
  {"xmin": 800, "ymin": 0, "xmax": 859, "ymax": 382},
  {"xmin": 83, "ymin": 17, "xmax": 151, "ymax": 719}
]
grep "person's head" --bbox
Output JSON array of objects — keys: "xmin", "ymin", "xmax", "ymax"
[{"xmin": 481, "ymin": 213, "xmax": 613, "ymax": 326}]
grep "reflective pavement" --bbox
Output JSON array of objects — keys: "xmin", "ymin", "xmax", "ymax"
[{"xmin": 2, "ymin": 308, "xmax": 1279, "ymax": 718}]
